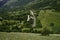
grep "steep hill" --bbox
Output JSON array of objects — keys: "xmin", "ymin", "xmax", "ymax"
[
  {"xmin": 0, "ymin": 0, "xmax": 8, "ymax": 7},
  {"xmin": 0, "ymin": 0, "xmax": 60, "ymax": 10},
  {"xmin": 0, "ymin": 0, "xmax": 60, "ymax": 33}
]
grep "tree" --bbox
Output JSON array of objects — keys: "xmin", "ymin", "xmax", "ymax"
[{"xmin": 41, "ymin": 27, "xmax": 53, "ymax": 36}]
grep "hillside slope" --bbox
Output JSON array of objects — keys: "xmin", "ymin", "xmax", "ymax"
[
  {"xmin": 0, "ymin": 0, "xmax": 60, "ymax": 10},
  {"xmin": 0, "ymin": 0, "xmax": 60, "ymax": 33}
]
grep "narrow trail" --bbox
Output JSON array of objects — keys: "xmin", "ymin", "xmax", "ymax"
[{"xmin": 30, "ymin": 10, "xmax": 36, "ymax": 27}]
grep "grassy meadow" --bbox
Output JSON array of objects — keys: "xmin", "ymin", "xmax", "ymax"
[{"xmin": 0, "ymin": 32, "xmax": 60, "ymax": 40}]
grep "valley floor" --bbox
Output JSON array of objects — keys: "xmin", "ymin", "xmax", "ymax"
[{"xmin": 0, "ymin": 32, "xmax": 60, "ymax": 40}]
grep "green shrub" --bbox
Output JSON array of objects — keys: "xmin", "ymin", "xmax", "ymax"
[
  {"xmin": 0, "ymin": 26, "xmax": 11, "ymax": 32},
  {"xmin": 31, "ymin": 28, "xmax": 41, "ymax": 33},
  {"xmin": 21, "ymin": 28, "xmax": 42, "ymax": 33},
  {"xmin": 41, "ymin": 27, "xmax": 53, "ymax": 36},
  {"xmin": 22, "ymin": 28, "xmax": 31, "ymax": 33}
]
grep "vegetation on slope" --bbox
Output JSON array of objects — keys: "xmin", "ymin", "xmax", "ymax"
[{"xmin": 0, "ymin": 0, "xmax": 60, "ymax": 35}]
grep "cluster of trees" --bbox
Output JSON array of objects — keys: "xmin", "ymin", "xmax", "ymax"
[{"xmin": 0, "ymin": 9, "xmax": 54, "ymax": 36}]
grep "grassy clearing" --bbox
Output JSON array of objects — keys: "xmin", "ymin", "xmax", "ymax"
[{"xmin": 0, "ymin": 32, "xmax": 60, "ymax": 40}]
